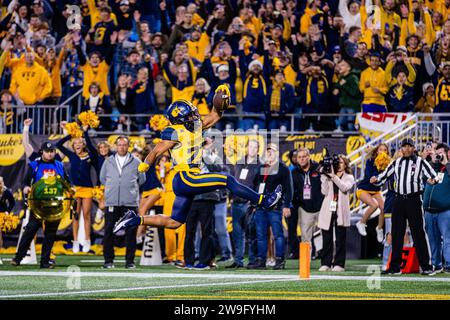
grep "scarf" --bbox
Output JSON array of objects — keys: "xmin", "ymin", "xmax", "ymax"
[
  {"xmin": 270, "ymin": 81, "xmax": 285, "ymax": 112},
  {"xmin": 393, "ymin": 84, "xmax": 405, "ymax": 101}
]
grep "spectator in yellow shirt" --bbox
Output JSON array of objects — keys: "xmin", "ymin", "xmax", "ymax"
[
  {"xmin": 185, "ymin": 25, "xmax": 210, "ymax": 63},
  {"xmin": 9, "ymin": 51, "xmax": 52, "ymax": 105},
  {"xmin": 359, "ymin": 52, "xmax": 388, "ymax": 112},
  {"xmin": 73, "ymin": 31, "xmax": 112, "ymax": 99}
]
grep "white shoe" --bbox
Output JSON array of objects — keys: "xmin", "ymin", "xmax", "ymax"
[
  {"xmin": 82, "ymin": 240, "xmax": 91, "ymax": 253},
  {"xmin": 376, "ymin": 226, "xmax": 384, "ymax": 243},
  {"xmin": 356, "ymin": 221, "xmax": 367, "ymax": 236},
  {"xmin": 332, "ymin": 265, "xmax": 345, "ymax": 272},
  {"xmin": 318, "ymin": 265, "xmax": 331, "ymax": 272},
  {"xmin": 266, "ymin": 258, "xmax": 276, "ymax": 267},
  {"xmin": 72, "ymin": 241, "xmax": 80, "ymax": 253},
  {"xmin": 333, "ymin": 126, "xmax": 343, "ymax": 133}
]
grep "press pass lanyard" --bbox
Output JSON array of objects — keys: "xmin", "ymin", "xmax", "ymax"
[
  {"xmin": 303, "ymin": 171, "xmax": 311, "ymax": 200},
  {"xmin": 258, "ymin": 165, "xmax": 270, "ymax": 194}
]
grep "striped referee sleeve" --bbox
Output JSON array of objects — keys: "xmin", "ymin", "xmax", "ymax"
[
  {"xmin": 420, "ymin": 157, "xmax": 437, "ymax": 180},
  {"xmin": 374, "ymin": 160, "xmax": 396, "ymax": 187}
]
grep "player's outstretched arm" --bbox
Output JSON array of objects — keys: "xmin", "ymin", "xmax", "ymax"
[
  {"xmin": 202, "ymin": 85, "xmax": 231, "ymax": 130},
  {"xmin": 202, "ymin": 106, "xmax": 222, "ymax": 130},
  {"xmin": 144, "ymin": 140, "xmax": 177, "ymax": 166}
]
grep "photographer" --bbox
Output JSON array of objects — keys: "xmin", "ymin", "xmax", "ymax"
[
  {"xmin": 423, "ymin": 143, "xmax": 450, "ymax": 273},
  {"xmin": 318, "ymin": 155, "xmax": 355, "ymax": 272}
]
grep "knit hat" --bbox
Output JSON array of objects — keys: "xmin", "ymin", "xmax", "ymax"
[
  {"xmin": 422, "ymin": 82, "xmax": 434, "ymax": 94},
  {"xmin": 248, "ymin": 60, "xmax": 263, "ymax": 70}
]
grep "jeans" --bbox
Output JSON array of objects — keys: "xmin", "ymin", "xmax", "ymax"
[
  {"xmin": 425, "ymin": 210, "xmax": 450, "ymax": 268},
  {"xmin": 255, "ymin": 209, "xmax": 285, "ymax": 260},
  {"xmin": 231, "ymin": 202, "xmax": 249, "ymax": 266},
  {"xmin": 335, "ymin": 107, "xmax": 356, "ymax": 131},
  {"xmin": 382, "ymin": 217, "xmax": 392, "ymax": 270},
  {"xmin": 214, "ymin": 201, "xmax": 232, "ymax": 259}
]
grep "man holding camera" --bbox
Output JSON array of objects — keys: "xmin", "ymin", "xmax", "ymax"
[
  {"xmin": 423, "ymin": 143, "xmax": 450, "ymax": 273},
  {"xmin": 371, "ymin": 138, "xmax": 437, "ymax": 275}
]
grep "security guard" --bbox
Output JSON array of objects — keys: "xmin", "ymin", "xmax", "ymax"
[{"xmin": 11, "ymin": 141, "xmax": 71, "ymax": 269}]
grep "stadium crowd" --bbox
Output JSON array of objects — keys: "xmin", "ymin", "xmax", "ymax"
[{"xmin": 1, "ymin": 0, "xmax": 450, "ymax": 134}]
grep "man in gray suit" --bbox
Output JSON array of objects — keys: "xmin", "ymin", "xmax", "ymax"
[{"xmin": 100, "ymin": 136, "xmax": 146, "ymax": 269}]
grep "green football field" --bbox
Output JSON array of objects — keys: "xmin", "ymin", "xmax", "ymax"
[{"xmin": 0, "ymin": 255, "xmax": 449, "ymax": 300}]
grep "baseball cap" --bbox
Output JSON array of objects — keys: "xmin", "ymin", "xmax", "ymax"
[
  {"xmin": 332, "ymin": 45, "xmax": 341, "ymax": 53},
  {"xmin": 120, "ymin": 0, "xmax": 130, "ymax": 5},
  {"xmin": 217, "ymin": 64, "xmax": 229, "ymax": 73},
  {"xmin": 267, "ymin": 143, "xmax": 279, "ymax": 152},
  {"xmin": 274, "ymin": 24, "xmax": 284, "ymax": 31},
  {"xmin": 401, "ymin": 138, "xmax": 415, "ymax": 148},
  {"xmin": 191, "ymin": 25, "xmax": 202, "ymax": 33},
  {"xmin": 41, "ymin": 141, "xmax": 56, "ymax": 152}
]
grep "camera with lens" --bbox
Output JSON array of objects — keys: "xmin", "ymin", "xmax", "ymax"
[{"xmin": 320, "ymin": 148, "xmax": 340, "ymax": 174}]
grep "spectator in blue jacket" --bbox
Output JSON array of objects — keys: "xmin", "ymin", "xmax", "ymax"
[
  {"xmin": 423, "ymin": 143, "xmax": 450, "ymax": 273},
  {"xmin": 266, "ymin": 69, "xmax": 295, "ymax": 131},
  {"xmin": 240, "ymin": 59, "xmax": 268, "ymax": 130}
]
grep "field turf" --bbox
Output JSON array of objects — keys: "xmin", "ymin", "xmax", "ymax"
[{"xmin": 0, "ymin": 255, "xmax": 450, "ymax": 300}]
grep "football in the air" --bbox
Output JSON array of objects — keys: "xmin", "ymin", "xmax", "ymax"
[{"xmin": 213, "ymin": 85, "xmax": 231, "ymax": 112}]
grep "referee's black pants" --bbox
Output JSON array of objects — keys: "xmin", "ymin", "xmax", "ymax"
[
  {"xmin": 15, "ymin": 212, "xmax": 60, "ymax": 266},
  {"xmin": 391, "ymin": 194, "xmax": 432, "ymax": 271},
  {"xmin": 103, "ymin": 206, "xmax": 138, "ymax": 265}
]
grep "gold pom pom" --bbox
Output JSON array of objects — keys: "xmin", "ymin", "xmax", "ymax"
[
  {"xmin": 92, "ymin": 185, "xmax": 105, "ymax": 200},
  {"xmin": 78, "ymin": 111, "xmax": 100, "ymax": 128},
  {"xmin": 375, "ymin": 152, "xmax": 391, "ymax": 172},
  {"xmin": 0, "ymin": 212, "xmax": 20, "ymax": 233},
  {"xmin": 138, "ymin": 162, "xmax": 150, "ymax": 173},
  {"xmin": 149, "ymin": 114, "xmax": 170, "ymax": 132},
  {"xmin": 65, "ymin": 122, "xmax": 83, "ymax": 138}
]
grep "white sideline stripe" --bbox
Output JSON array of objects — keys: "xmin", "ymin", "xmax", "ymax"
[
  {"xmin": 1, "ymin": 271, "xmax": 450, "ymax": 282},
  {"xmin": 0, "ymin": 271, "xmax": 295, "ymax": 280},
  {"xmin": 0, "ymin": 279, "xmax": 289, "ymax": 299},
  {"xmin": 80, "ymin": 260, "xmax": 125, "ymax": 263}
]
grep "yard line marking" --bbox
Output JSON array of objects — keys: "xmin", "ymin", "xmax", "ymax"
[
  {"xmin": 0, "ymin": 271, "xmax": 449, "ymax": 283},
  {"xmin": 150, "ymin": 294, "xmax": 449, "ymax": 300},
  {"xmin": 79, "ymin": 260, "xmax": 125, "ymax": 263},
  {"xmin": 225, "ymin": 290, "xmax": 450, "ymax": 300},
  {"xmin": 0, "ymin": 279, "xmax": 289, "ymax": 299}
]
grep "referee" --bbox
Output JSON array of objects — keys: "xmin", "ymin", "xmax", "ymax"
[{"xmin": 370, "ymin": 138, "xmax": 437, "ymax": 276}]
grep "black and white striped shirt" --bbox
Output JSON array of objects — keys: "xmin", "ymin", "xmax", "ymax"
[{"xmin": 374, "ymin": 156, "xmax": 437, "ymax": 195}]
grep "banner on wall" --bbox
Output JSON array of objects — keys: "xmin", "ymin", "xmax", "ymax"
[
  {"xmin": 356, "ymin": 112, "xmax": 413, "ymax": 140},
  {"xmin": 0, "ymin": 134, "xmax": 364, "ymax": 240}
]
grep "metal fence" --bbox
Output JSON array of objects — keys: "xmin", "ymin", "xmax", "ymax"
[
  {"xmin": 0, "ymin": 105, "xmax": 70, "ymax": 135},
  {"xmin": 348, "ymin": 113, "xmax": 450, "ymax": 216}
]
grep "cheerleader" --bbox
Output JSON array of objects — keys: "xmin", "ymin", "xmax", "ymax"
[
  {"xmin": 57, "ymin": 122, "xmax": 99, "ymax": 253},
  {"xmin": 356, "ymin": 143, "xmax": 389, "ymax": 243}
]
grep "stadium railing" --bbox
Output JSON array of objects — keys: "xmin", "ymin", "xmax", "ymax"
[
  {"xmin": 349, "ymin": 113, "xmax": 448, "ymax": 217},
  {"xmin": 0, "ymin": 105, "xmax": 70, "ymax": 135}
]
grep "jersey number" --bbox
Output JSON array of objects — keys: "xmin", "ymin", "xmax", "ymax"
[{"xmin": 43, "ymin": 187, "xmax": 58, "ymax": 195}]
